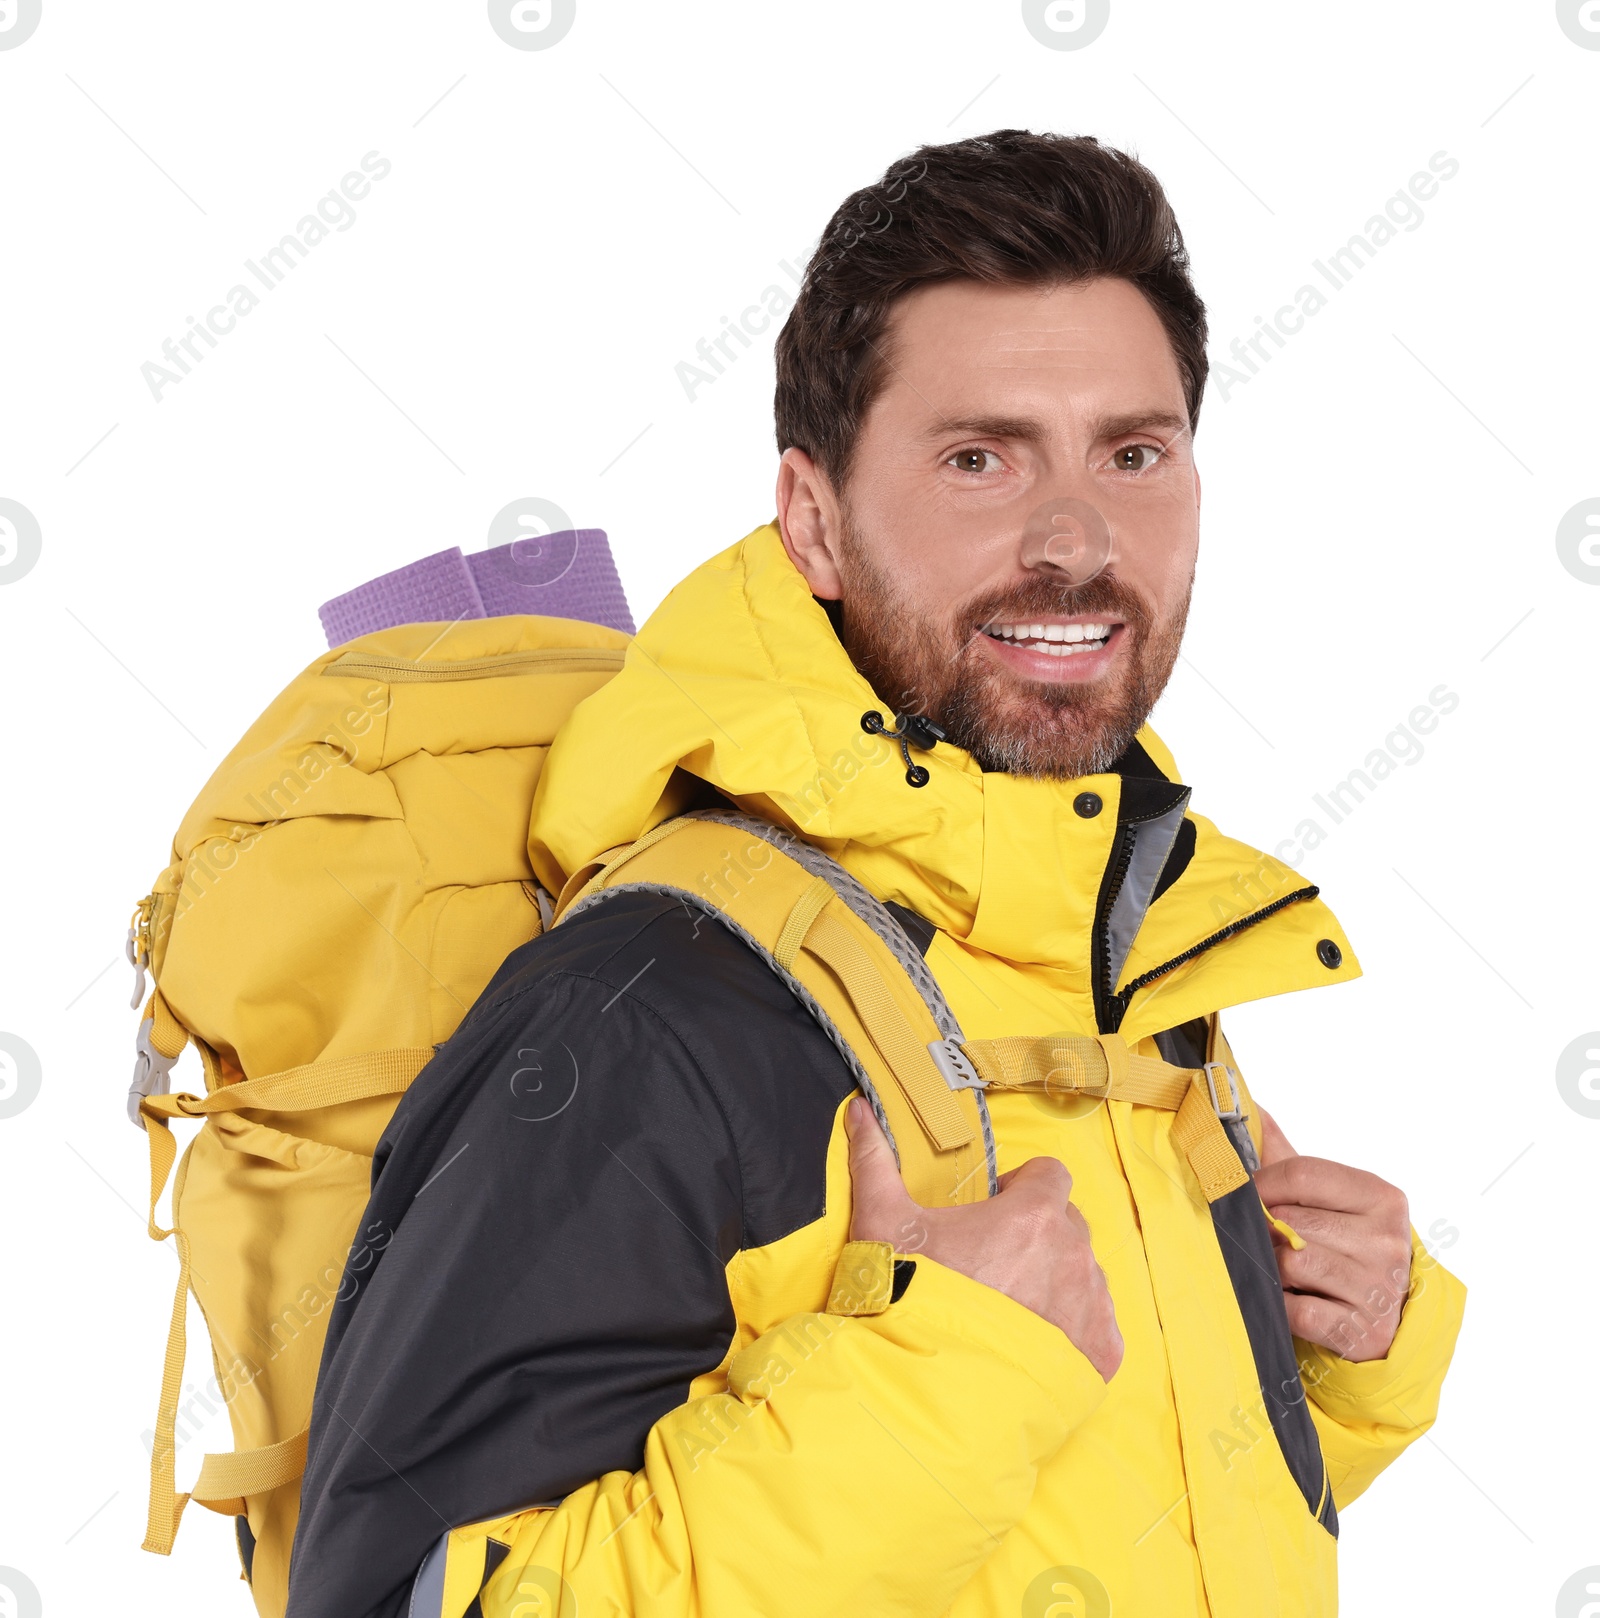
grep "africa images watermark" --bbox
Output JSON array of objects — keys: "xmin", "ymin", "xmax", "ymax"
[
  {"xmin": 487, "ymin": 0, "xmax": 576, "ymax": 51},
  {"xmin": 675, "ymin": 156, "xmax": 930, "ymax": 403},
  {"xmin": 140, "ymin": 152, "xmax": 392, "ymax": 403},
  {"xmin": 1269, "ymin": 684, "xmax": 1459, "ymax": 868},
  {"xmin": 138, "ymin": 1225, "xmax": 382, "ymax": 1464},
  {"xmin": 0, "ymin": 1032, "xmax": 43, "ymax": 1120},
  {"xmin": 674, "ymin": 253, "xmax": 807, "ymax": 403},
  {"xmin": 0, "ymin": 1568, "xmax": 41, "ymax": 1618},
  {"xmin": 1021, "ymin": 0, "xmax": 1111, "ymax": 52},
  {"xmin": 1188, "ymin": 683, "xmax": 1462, "ymax": 934},
  {"xmin": 0, "ymin": 497, "xmax": 43, "ymax": 585},
  {"xmin": 0, "ymin": 0, "xmax": 42, "ymax": 50},
  {"xmin": 138, "ymin": 679, "xmax": 393, "ymax": 967},
  {"xmin": 1212, "ymin": 152, "xmax": 1460, "ymax": 403}
]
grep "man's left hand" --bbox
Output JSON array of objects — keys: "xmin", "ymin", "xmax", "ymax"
[{"xmin": 1252, "ymin": 1109, "xmax": 1413, "ymax": 1364}]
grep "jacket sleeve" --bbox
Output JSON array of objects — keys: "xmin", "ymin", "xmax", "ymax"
[
  {"xmin": 1298, "ymin": 1230, "xmax": 1467, "ymax": 1510},
  {"xmin": 286, "ymin": 963, "xmax": 1107, "ymax": 1618},
  {"xmin": 420, "ymin": 1251, "xmax": 1103, "ymax": 1618}
]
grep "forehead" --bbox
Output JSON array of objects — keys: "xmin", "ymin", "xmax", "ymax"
[{"xmin": 873, "ymin": 276, "xmax": 1186, "ymax": 424}]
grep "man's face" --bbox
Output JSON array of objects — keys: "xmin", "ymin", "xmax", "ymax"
[{"xmin": 778, "ymin": 276, "xmax": 1200, "ymax": 778}]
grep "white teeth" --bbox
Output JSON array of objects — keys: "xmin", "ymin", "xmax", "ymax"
[{"xmin": 985, "ymin": 620, "xmax": 1114, "ymax": 643}]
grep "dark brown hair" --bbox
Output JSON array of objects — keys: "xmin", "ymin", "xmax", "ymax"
[{"xmin": 773, "ymin": 129, "xmax": 1208, "ymax": 494}]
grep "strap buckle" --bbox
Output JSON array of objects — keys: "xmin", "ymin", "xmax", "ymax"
[
  {"xmin": 1203, "ymin": 1060, "xmax": 1242, "ymax": 1122},
  {"xmin": 928, "ymin": 1038, "xmax": 984, "ymax": 1091},
  {"xmin": 1203, "ymin": 1060, "xmax": 1261, "ymax": 1173},
  {"xmin": 129, "ymin": 1015, "xmax": 179, "ymax": 1129}
]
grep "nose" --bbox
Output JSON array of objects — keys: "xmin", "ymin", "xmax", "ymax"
[{"xmin": 1018, "ymin": 497, "xmax": 1113, "ymax": 588}]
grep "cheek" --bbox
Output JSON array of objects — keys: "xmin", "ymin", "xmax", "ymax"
[
  {"xmin": 1110, "ymin": 493, "xmax": 1198, "ymax": 612},
  {"xmin": 863, "ymin": 507, "xmax": 1015, "ymax": 614},
  {"xmin": 913, "ymin": 531, "xmax": 1014, "ymax": 605}
]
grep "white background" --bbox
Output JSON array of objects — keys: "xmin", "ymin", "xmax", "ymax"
[{"xmin": 1, "ymin": 3, "xmax": 1596, "ymax": 1614}]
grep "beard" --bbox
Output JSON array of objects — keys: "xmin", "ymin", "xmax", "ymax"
[{"xmin": 833, "ymin": 515, "xmax": 1192, "ymax": 780}]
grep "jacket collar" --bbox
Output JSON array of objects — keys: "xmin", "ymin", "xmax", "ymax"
[{"xmin": 529, "ymin": 521, "xmax": 1358, "ymax": 1021}]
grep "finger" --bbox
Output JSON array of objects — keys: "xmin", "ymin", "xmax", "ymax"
[
  {"xmin": 1279, "ymin": 1291, "xmax": 1396, "ymax": 1364},
  {"xmin": 998, "ymin": 1155, "xmax": 1072, "ymax": 1203},
  {"xmin": 1280, "ymin": 1289, "xmax": 1356, "ymax": 1351},
  {"xmin": 1260, "ymin": 1202, "xmax": 1363, "ymax": 1257},
  {"xmin": 1253, "ymin": 1154, "xmax": 1400, "ymax": 1218},
  {"xmin": 845, "ymin": 1096, "xmax": 917, "ymax": 1240},
  {"xmin": 1274, "ymin": 1238, "xmax": 1375, "ymax": 1311},
  {"xmin": 1261, "ymin": 1203, "xmax": 1413, "ymax": 1270},
  {"xmin": 1083, "ymin": 1311, "xmax": 1125, "ymax": 1382},
  {"xmin": 1256, "ymin": 1107, "xmax": 1297, "ymax": 1167}
]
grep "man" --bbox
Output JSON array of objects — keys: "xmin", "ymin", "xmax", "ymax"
[{"xmin": 287, "ymin": 129, "xmax": 1463, "ymax": 1617}]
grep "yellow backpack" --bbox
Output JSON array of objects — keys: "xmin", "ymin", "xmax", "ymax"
[
  {"xmin": 130, "ymin": 616, "xmax": 1259, "ymax": 1618},
  {"xmin": 129, "ymin": 616, "xmax": 626, "ymax": 1614}
]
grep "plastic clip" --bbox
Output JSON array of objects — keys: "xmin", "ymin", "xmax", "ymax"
[
  {"xmin": 128, "ymin": 1015, "xmax": 179, "ymax": 1128},
  {"xmin": 1205, "ymin": 1060, "xmax": 1259, "ymax": 1172},
  {"xmin": 928, "ymin": 1038, "xmax": 984, "ymax": 1091}
]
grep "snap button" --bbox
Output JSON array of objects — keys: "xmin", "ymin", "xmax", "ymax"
[
  {"xmin": 1073, "ymin": 792, "xmax": 1103, "ymax": 819},
  {"xmin": 1316, "ymin": 938, "xmax": 1343, "ymax": 969}
]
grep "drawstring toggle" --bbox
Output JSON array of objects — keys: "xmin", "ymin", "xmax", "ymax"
[{"xmin": 860, "ymin": 710, "xmax": 947, "ymax": 789}]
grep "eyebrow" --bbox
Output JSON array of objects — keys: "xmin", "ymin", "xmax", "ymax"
[{"xmin": 917, "ymin": 409, "xmax": 1190, "ymax": 445}]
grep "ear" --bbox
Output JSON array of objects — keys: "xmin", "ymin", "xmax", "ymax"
[{"xmin": 775, "ymin": 446, "xmax": 845, "ymax": 600}]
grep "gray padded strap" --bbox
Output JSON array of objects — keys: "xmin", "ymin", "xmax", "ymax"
[
  {"xmin": 691, "ymin": 813, "xmax": 996, "ymax": 1192},
  {"xmin": 690, "ymin": 810, "xmax": 963, "ymax": 1040},
  {"xmin": 566, "ymin": 810, "xmax": 999, "ymax": 1195}
]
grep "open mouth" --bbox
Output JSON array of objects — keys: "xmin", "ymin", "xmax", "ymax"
[{"xmin": 979, "ymin": 619, "xmax": 1120, "ymax": 658}]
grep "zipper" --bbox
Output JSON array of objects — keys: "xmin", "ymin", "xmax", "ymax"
[
  {"xmin": 1088, "ymin": 788, "xmax": 1190, "ymax": 1034},
  {"xmin": 321, "ymin": 646, "xmax": 625, "ymax": 684},
  {"xmin": 1103, "ymin": 884, "xmax": 1321, "ymax": 1031},
  {"xmin": 1091, "ymin": 826, "xmax": 1137, "ymax": 1032}
]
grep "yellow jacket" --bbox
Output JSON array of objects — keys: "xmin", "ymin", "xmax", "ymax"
[{"xmin": 292, "ymin": 521, "xmax": 1465, "ymax": 1618}]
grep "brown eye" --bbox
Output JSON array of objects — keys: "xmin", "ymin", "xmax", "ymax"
[
  {"xmin": 949, "ymin": 449, "xmax": 996, "ymax": 474},
  {"xmin": 1113, "ymin": 444, "xmax": 1161, "ymax": 472}
]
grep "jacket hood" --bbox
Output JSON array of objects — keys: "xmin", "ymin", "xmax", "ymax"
[{"xmin": 529, "ymin": 521, "xmax": 1358, "ymax": 1035}]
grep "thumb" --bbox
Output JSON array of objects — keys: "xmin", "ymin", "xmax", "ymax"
[
  {"xmin": 845, "ymin": 1096, "xmax": 916, "ymax": 1243},
  {"xmin": 1256, "ymin": 1106, "xmax": 1298, "ymax": 1168}
]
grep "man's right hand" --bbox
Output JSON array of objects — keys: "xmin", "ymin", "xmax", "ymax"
[{"xmin": 845, "ymin": 1096, "xmax": 1124, "ymax": 1380}]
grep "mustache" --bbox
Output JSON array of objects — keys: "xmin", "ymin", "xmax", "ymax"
[{"xmin": 955, "ymin": 570, "xmax": 1152, "ymax": 640}]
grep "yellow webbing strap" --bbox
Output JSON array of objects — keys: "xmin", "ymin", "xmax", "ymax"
[
  {"xmin": 961, "ymin": 1031, "xmax": 1252, "ymax": 1204},
  {"xmin": 774, "ymin": 875, "xmax": 835, "ymax": 971},
  {"xmin": 141, "ymin": 1045, "xmax": 437, "ymax": 1128},
  {"xmin": 961, "ymin": 1034, "xmax": 1191, "ymax": 1109},
  {"xmin": 800, "ymin": 908, "xmax": 973, "ymax": 1153},
  {"xmin": 1171, "ymin": 1076, "xmax": 1252, "ymax": 1201},
  {"xmin": 138, "ymin": 1045, "xmax": 434, "ymax": 1555},
  {"xmin": 187, "ymin": 1428, "xmax": 310, "ymax": 1519},
  {"xmin": 555, "ymin": 815, "xmax": 689, "ymax": 919},
  {"xmin": 147, "ymin": 989, "xmax": 187, "ymax": 1061}
]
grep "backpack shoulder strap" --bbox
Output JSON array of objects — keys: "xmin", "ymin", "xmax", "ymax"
[
  {"xmin": 559, "ymin": 811, "xmax": 1264, "ymax": 1210},
  {"xmin": 556, "ymin": 810, "xmax": 997, "ymax": 1208}
]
